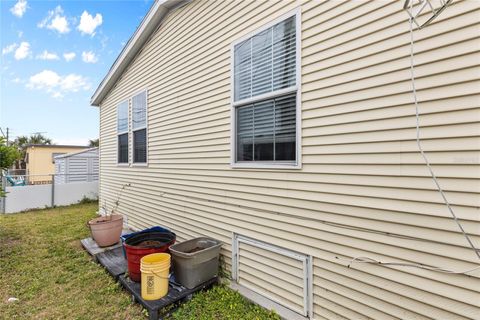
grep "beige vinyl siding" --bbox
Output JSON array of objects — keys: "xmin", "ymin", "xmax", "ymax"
[
  {"xmin": 98, "ymin": 0, "xmax": 480, "ymax": 318},
  {"xmin": 237, "ymin": 242, "xmax": 307, "ymax": 315}
]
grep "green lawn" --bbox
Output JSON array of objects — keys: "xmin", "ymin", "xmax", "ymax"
[{"xmin": 0, "ymin": 203, "xmax": 279, "ymax": 320}]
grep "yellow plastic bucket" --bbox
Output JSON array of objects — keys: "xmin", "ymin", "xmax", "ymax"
[{"xmin": 140, "ymin": 253, "xmax": 171, "ymax": 300}]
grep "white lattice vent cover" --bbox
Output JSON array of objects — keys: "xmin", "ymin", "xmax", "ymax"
[{"xmin": 232, "ymin": 234, "xmax": 313, "ymax": 317}]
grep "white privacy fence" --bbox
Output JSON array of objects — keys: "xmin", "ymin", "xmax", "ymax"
[{"xmin": 0, "ymin": 174, "xmax": 98, "ymax": 214}]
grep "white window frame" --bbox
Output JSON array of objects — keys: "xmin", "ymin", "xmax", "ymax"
[
  {"xmin": 117, "ymin": 99, "xmax": 129, "ymax": 166},
  {"xmin": 131, "ymin": 89, "xmax": 149, "ymax": 166},
  {"xmin": 230, "ymin": 9, "xmax": 302, "ymax": 169}
]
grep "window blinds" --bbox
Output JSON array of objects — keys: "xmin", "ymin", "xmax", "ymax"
[
  {"xmin": 234, "ymin": 16, "xmax": 296, "ymax": 102},
  {"xmin": 132, "ymin": 91, "xmax": 147, "ymax": 163},
  {"xmin": 118, "ymin": 134, "xmax": 128, "ymax": 163},
  {"xmin": 117, "ymin": 101, "xmax": 128, "ymax": 133},
  {"xmin": 133, "ymin": 129, "xmax": 147, "ymax": 163},
  {"xmin": 132, "ymin": 91, "xmax": 147, "ymax": 130},
  {"xmin": 236, "ymin": 93, "xmax": 296, "ymax": 161}
]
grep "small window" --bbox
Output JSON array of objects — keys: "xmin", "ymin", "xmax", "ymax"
[
  {"xmin": 233, "ymin": 14, "xmax": 298, "ymax": 166},
  {"xmin": 133, "ymin": 129, "xmax": 146, "ymax": 163},
  {"xmin": 132, "ymin": 91, "xmax": 147, "ymax": 164},
  {"xmin": 118, "ymin": 133, "xmax": 128, "ymax": 163},
  {"xmin": 117, "ymin": 100, "xmax": 129, "ymax": 164},
  {"xmin": 52, "ymin": 153, "xmax": 66, "ymax": 163}
]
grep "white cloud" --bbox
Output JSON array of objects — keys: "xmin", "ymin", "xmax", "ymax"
[
  {"xmin": 77, "ymin": 11, "xmax": 103, "ymax": 36},
  {"xmin": 26, "ymin": 70, "xmax": 91, "ymax": 98},
  {"xmin": 12, "ymin": 77, "xmax": 22, "ymax": 84},
  {"xmin": 38, "ymin": 6, "xmax": 70, "ymax": 34},
  {"xmin": 27, "ymin": 70, "xmax": 60, "ymax": 89},
  {"xmin": 14, "ymin": 42, "xmax": 31, "ymax": 60},
  {"xmin": 49, "ymin": 15, "xmax": 69, "ymax": 34},
  {"xmin": 36, "ymin": 50, "xmax": 60, "ymax": 60},
  {"xmin": 63, "ymin": 52, "xmax": 76, "ymax": 62},
  {"xmin": 10, "ymin": 0, "xmax": 27, "ymax": 18},
  {"xmin": 81, "ymin": 51, "xmax": 98, "ymax": 63},
  {"xmin": 52, "ymin": 92, "xmax": 64, "ymax": 99},
  {"xmin": 18, "ymin": 31, "xmax": 24, "ymax": 38},
  {"xmin": 2, "ymin": 43, "xmax": 17, "ymax": 55}
]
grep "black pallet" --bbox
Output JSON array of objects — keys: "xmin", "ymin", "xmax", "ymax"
[
  {"xmin": 95, "ymin": 246, "xmax": 128, "ymax": 279},
  {"xmin": 94, "ymin": 244, "xmax": 218, "ymax": 320},
  {"xmin": 119, "ymin": 275, "xmax": 218, "ymax": 320}
]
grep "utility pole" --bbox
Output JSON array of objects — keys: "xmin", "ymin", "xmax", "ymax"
[{"xmin": 6, "ymin": 128, "xmax": 9, "ymax": 146}]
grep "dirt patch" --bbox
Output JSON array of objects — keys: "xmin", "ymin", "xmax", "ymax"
[
  {"xmin": 0, "ymin": 237, "xmax": 20, "ymax": 250},
  {"xmin": 185, "ymin": 246, "xmax": 205, "ymax": 253},
  {"xmin": 138, "ymin": 240, "xmax": 164, "ymax": 247},
  {"xmin": 69, "ymin": 240, "xmax": 84, "ymax": 250}
]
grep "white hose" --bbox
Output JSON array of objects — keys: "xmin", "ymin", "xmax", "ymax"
[
  {"xmin": 408, "ymin": 7, "xmax": 480, "ymax": 261},
  {"xmin": 340, "ymin": 7, "xmax": 480, "ymax": 274}
]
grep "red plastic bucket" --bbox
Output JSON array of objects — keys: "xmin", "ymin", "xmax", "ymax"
[{"xmin": 124, "ymin": 232, "xmax": 176, "ymax": 282}]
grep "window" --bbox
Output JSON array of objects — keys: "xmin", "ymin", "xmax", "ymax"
[
  {"xmin": 117, "ymin": 100, "xmax": 129, "ymax": 164},
  {"xmin": 132, "ymin": 91, "xmax": 147, "ymax": 163},
  {"xmin": 52, "ymin": 153, "xmax": 66, "ymax": 163},
  {"xmin": 237, "ymin": 94, "xmax": 296, "ymax": 161},
  {"xmin": 233, "ymin": 13, "xmax": 299, "ymax": 166},
  {"xmin": 116, "ymin": 90, "xmax": 148, "ymax": 166}
]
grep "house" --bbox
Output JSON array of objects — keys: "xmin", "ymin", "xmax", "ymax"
[
  {"xmin": 91, "ymin": 1, "xmax": 480, "ymax": 319},
  {"xmin": 25, "ymin": 144, "xmax": 87, "ymax": 184},
  {"xmin": 54, "ymin": 148, "xmax": 99, "ymax": 184}
]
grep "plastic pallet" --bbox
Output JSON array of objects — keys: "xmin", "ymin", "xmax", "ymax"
[
  {"xmin": 93, "ymin": 242, "xmax": 218, "ymax": 320},
  {"xmin": 119, "ymin": 275, "xmax": 218, "ymax": 320}
]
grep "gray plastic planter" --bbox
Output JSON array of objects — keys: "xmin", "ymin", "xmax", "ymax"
[{"xmin": 169, "ymin": 237, "xmax": 222, "ymax": 289}]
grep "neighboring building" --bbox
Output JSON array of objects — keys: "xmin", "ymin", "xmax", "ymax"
[
  {"xmin": 91, "ymin": 1, "xmax": 480, "ymax": 319},
  {"xmin": 25, "ymin": 145, "xmax": 87, "ymax": 184},
  {"xmin": 54, "ymin": 148, "xmax": 99, "ymax": 184}
]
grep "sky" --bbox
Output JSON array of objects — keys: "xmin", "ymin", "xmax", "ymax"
[{"xmin": 0, "ymin": 0, "xmax": 154, "ymax": 145}]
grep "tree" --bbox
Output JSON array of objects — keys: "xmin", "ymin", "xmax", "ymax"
[
  {"xmin": 18, "ymin": 133, "xmax": 52, "ymax": 146},
  {"xmin": 0, "ymin": 137, "xmax": 19, "ymax": 170},
  {"xmin": 1, "ymin": 137, "xmax": 20, "ymax": 196},
  {"xmin": 89, "ymin": 139, "xmax": 99, "ymax": 147}
]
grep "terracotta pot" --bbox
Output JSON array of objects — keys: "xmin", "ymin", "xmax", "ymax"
[{"xmin": 88, "ymin": 214, "xmax": 123, "ymax": 247}]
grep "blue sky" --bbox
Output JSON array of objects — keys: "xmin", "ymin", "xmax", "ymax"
[{"xmin": 0, "ymin": 0, "xmax": 153, "ymax": 145}]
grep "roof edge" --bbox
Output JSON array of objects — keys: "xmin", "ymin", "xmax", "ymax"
[
  {"xmin": 90, "ymin": 0, "xmax": 187, "ymax": 106},
  {"xmin": 26, "ymin": 144, "xmax": 89, "ymax": 148},
  {"xmin": 54, "ymin": 147, "xmax": 98, "ymax": 159}
]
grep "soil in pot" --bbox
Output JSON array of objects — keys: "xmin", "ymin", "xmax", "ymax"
[
  {"xmin": 124, "ymin": 231, "xmax": 176, "ymax": 282},
  {"xmin": 185, "ymin": 246, "xmax": 204, "ymax": 253},
  {"xmin": 138, "ymin": 240, "xmax": 164, "ymax": 247}
]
